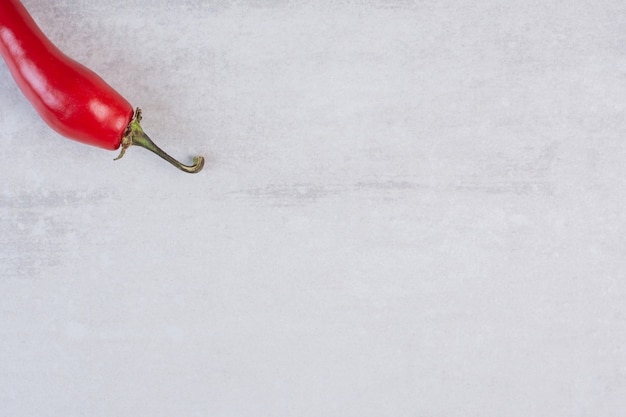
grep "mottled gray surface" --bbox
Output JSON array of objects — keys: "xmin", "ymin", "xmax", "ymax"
[{"xmin": 2, "ymin": 0, "xmax": 626, "ymax": 415}]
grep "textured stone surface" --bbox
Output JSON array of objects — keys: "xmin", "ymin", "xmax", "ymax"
[{"xmin": 2, "ymin": 1, "xmax": 626, "ymax": 415}]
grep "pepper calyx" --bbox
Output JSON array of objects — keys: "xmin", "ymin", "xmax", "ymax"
[{"xmin": 114, "ymin": 108, "xmax": 205, "ymax": 174}]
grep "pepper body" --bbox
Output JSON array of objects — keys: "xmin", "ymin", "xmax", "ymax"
[
  {"xmin": 0, "ymin": 0, "xmax": 133, "ymax": 150},
  {"xmin": 0, "ymin": 0, "xmax": 204, "ymax": 173}
]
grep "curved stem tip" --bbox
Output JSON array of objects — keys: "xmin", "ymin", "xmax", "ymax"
[{"xmin": 114, "ymin": 108, "xmax": 205, "ymax": 174}]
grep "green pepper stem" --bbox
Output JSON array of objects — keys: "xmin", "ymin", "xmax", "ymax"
[{"xmin": 114, "ymin": 108, "xmax": 205, "ymax": 174}]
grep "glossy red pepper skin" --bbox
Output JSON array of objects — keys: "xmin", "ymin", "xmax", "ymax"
[{"xmin": 0, "ymin": 0, "xmax": 133, "ymax": 150}]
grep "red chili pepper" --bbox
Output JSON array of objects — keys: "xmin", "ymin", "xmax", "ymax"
[{"xmin": 0, "ymin": 0, "xmax": 204, "ymax": 173}]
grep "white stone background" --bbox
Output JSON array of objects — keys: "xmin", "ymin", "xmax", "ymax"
[{"xmin": 1, "ymin": 0, "xmax": 626, "ymax": 415}]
